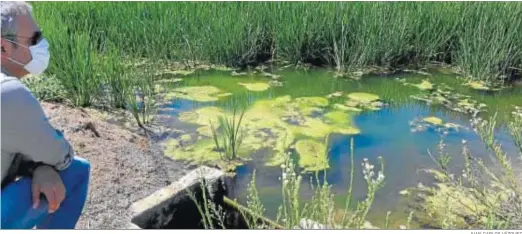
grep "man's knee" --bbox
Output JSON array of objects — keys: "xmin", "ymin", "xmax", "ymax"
[{"xmin": 68, "ymin": 156, "xmax": 91, "ymax": 179}]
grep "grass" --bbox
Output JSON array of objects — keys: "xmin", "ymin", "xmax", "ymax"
[
  {"xmin": 27, "ymin": 2, "xmax": 522, "ymax": 114},
  {"xmin": 209, "ymin": 106, "xmax": 246, "ymax": 163},
  {"xmin": 33, "ymin": 2, "xmax": 522, "ymax": 79}
]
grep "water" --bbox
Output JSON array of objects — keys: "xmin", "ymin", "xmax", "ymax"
[{"xmin": 154, "ymin": 67, "xmax": 521, "ymax": 228}]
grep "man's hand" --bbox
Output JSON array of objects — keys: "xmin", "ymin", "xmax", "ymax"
[{"xmin": 32, "ymin": 165, "xmax": 65, "ymax": 213}]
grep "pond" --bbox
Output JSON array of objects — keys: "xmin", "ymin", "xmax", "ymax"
[{"xmin": 152, "ymin": 66, "xmax": 521, "ymax": 228}]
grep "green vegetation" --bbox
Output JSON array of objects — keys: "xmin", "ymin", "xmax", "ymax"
[
  {"xmin": 31, "ymin": 2, "xmax": 522, "ymax": 112},
  {"xmin": 210, "ymin": 107, "xmax": 246, "ymax": 164},
  {"xmin": 24, "ymin": 1, "xmax": 522, "ymax": 230},
  {"xmin": 189, "ymin": 138, "xmax": 389, "ymax": 229},
  {"xmin": 408, "ymin": 112, "xmax": 522, "ymax": 229}
]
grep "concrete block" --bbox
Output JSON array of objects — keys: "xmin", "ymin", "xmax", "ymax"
[{"xmin": 128, "ymin": 166, "xmax": 230, "ymax": 229}]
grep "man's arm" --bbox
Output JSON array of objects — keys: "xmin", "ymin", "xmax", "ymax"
[{"xmin": 1, "ymin": 78, "xmax": 73, "ymax": 171}]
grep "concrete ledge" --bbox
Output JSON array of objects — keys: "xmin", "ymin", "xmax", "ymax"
[{"xmin": 128, "ymin": 166, "xmax": 231, "ymax": 229}]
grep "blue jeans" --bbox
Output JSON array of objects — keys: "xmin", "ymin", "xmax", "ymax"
[{"xmin": 1, "ymin": 157, "xmax": 90, "ymax": 229}]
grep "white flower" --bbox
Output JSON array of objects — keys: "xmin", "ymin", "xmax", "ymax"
[{"xmin": 377, "ymin": 172, "xmax": 385, "ymax": 182}]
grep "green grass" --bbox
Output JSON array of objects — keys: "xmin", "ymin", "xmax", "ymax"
[
  {"xmin": 33, "ymin": 2, "xmax": 521, "ymax": 85},
  {"xmin": 210, "ymin": 106, "xmax": 246, "ymax": 164}
]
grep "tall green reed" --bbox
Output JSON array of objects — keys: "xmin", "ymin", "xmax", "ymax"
[{"xmin": 33, "ymin": 2, "xmax": 522, "ymax": 88}]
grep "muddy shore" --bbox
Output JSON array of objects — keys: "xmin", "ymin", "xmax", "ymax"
[{"xmin": 40, "ymin": 102, "xmax": 189, "ymax": 229}]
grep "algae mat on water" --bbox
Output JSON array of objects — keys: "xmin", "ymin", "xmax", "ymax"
[
  {"xmin": 295, "ymin": 139, "xmax": 329, "ymax": 172},
  {"xmin": 162, "ymin": 86, "xmax": 231, "ymax": 102},
  {"xmin": 165, "ymin": 94, "xmax": 362, "ymax": 172},
  {"xmin": 238, "ymin": 82, "xmax": 270, "ymax": 92},
  {"xmin": 344, "ymin": 92, "xmax": 384, "ymax": 111}
]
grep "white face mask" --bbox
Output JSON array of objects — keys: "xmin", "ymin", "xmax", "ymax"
[{"xmin": 4, "ymin": 38, "xmax": 50, "ymax": 76}]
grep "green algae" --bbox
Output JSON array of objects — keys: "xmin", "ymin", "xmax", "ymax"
[
  {"xmin": 196, "ymin": 126, "xmax": 213, "ymax": 137},
  {"xmin": 413, "ymin": 80, "xmax": 434, "ymax": 91},
  {"xmin": 397, "ymin": 79, "xmax": 434, "ymax": 91},
  {"xmin": 163, "ymin": 138, "xmax": 221, "ymax": 163},
  {"xmin": 345, "ymin": 92, "xmax": 384, "ymax": 111},
  {"xmin": 168, "ymin": 93, "xmax": 360, "ymax": 170},
  {"xmin": 326, "ymin": 91, "xmax": 343, "ymax": 99},
  {"xmin": 410, "ymin": 116, "xmax": 464, "ymax": 133},
  {"xmin": 422, "ymin": 116, "xmax": 443, "ymax": 125},
  {"xmin": 333, "ymin": 103, "xmax": 363, "ymax": 112},
  {"xmin": 155, "ymin": 69, "xmax": 195, "ymax": 77},
  {"xmin": 180, "ymin": 134, "xmax": 192, "ymax": 141},
  {"xmin": 465, "ymin": 80, "xmax": 491, "ymax": 91},
  {"xmin": 295, "ymin": 139, "xmax": 329, "ymax": 172},
  {"xmin": 325, "ymin": 111, "xmax": 352, "ymax": 125},
  {"xmin": 216, "ymin": 92, "xmax": 233, "ymax": 97},
  {"xmin": 290, "ymin": 117, "xmax": 338, "ymax": 139},
  {"xmin": 347, "ymin": 92, "xmax": 380, "ymax": 103},
  {"xmin": 156, "ymin": 78, "xmax": 183, "ymax": 84},
  {"xmin": 295, "ymin": 97, "xmax": 329, "ymax": 107},
  {"xmin": 232, "ymin": 71, "xmax": 249, "ymax": 76},
  {"xmin": 409, "ymin": 169, "xmax": 511, "ymax": 229},
  {"xmin": 179, "ymin": 106, "xmax": 226, "ymax": 125},
  {"xmin": 163, "ymin": 85, "xmax": 231, "ymax": 102},
  {"xmin": 412, "ymin": 87, "xmax": 488, "ymax": 115},
  {"xmin": 238, "ymin": 82, "xmax": 270, "ymax": 92},
  {"xmin": 163, "ymin": 133, "xmax": 252, "ymax": 170}
]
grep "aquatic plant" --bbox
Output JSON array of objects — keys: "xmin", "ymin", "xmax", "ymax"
[
  {"xmin": 238, "ymin": 82, "xmax": 271, "ymax": 92},
  {"xmin": 187, "ymin": 136, "xmax": 389, "ymax": 229},
  {"xmin": 397, "ymin": 79, "xmax": 434, "ymax": 91},
  {"xmin": 31, "ymin": 2, "xmax": 522, "ymax": 115},
  {"xmin": 163, "ymin": 86, "xmax": 230, "ymax": 102},
  {"xmin": 210, "ymin": 107, "xmax": 247, "ymax": 164},
  {"xmin": 345, "ymin": 92, "xmax": 384, "ymax": 111},
  {"xmin": 412, "ymin": 86, "xmax": 488, "ymax": 115},
  {"xmin": 295, "ymin": 139, "xmax": 329, "ymax": 172},
  {"xmin": 410, "ymin": 112, "xmax": 522, "ymax": 229}
]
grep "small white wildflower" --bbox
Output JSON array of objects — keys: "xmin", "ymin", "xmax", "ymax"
[
  {"xmin": 281, "ymin": 164, "xmax": 286, "ymax": 169},
  {"xmin": 461, "ymin": 139, "xmax": 467, "ymax": 144},
  {"xmin": 377, "ymin": 172, "xmax": 385, "ymax": 181}
]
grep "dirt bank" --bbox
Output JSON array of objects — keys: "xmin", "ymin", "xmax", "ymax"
[{"xmin": 40, "ymin": 102, "xmax": 188, "ymax": 229}]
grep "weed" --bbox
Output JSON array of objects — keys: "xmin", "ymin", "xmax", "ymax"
[{"xmin": 210, "ymin": 107, "xmax": 246, "ymax": 163}]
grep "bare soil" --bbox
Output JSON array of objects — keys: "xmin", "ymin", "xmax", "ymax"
[{"xmin": 41, "ymin": 102, "xmax": 189, "ymax": 229}]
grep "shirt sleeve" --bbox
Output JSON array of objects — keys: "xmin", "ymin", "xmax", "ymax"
[{"xmin": 1, "ymin": 78, "xmax": 73, "ymax": 171}]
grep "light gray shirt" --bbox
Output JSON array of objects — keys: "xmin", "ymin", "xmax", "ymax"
[{"xmin": 1, "ymin": 71, "xmax": 73, "ymax": 185}]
